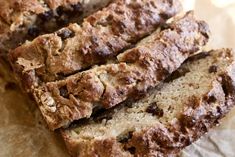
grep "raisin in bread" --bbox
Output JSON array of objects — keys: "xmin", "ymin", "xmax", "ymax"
[
  {"xmin": 9, "ymin": 0, "xmax": 182, "ymax": 86},
  {"xmin": 0, "ymin": 0, "xmax": 111, "ymax": 58},
  {"xmin": 26, "ymin": 11, "xmax": 209, "ymax": 130},
  {"xmin": 62, "ymin": 48, "xmax": 235, "ymax": 157}
]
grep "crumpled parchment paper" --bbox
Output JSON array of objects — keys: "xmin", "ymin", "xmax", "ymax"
[{"xmin": 0, "ymin": 0, "xmax": 235, "ymax": 156}]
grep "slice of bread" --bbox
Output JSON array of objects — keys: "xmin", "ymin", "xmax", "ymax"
[
  {"xmin": 32, "ymin": 11, "xmax": 209, "ymax": 130},
  {"xmin": 62, "ymin": 49, "xmax": 235, "ymax": 157}
]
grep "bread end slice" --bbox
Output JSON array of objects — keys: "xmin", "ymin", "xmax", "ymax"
[{"xmin": 61, "ymin": 48, "xmax": 235, "ymax": 157}]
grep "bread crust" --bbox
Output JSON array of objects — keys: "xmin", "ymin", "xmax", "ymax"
[
  {"xmin": 0, "ymin": 0, "xmax": 111, "ymax": 58},
  {"xmin": 30, "ymin": 12, "xmax": 210, "ymax": 130},
  {"xmin": 9, "ymin": 0, "xmax": 182, "ymax": 89},
  {"xmin": 61, "ymin": 48, "xmax": 235, "ymax": 157}
]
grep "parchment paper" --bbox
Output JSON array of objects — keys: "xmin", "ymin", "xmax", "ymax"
[{"xmin": 0, "ymin": 0, "xmax": 235, "ymax": 156}]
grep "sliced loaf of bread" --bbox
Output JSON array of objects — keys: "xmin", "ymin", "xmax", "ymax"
[
  {"xmin": 62, "ymin": 49, "xmax": 235, "ymax": 157},
  {"xmin": 9, "ymin": 0, "xmax": 182, "ymax": 87},
  {"xmin": 33, "ymin": 11, "xmax": 209, "ymax": 130}
]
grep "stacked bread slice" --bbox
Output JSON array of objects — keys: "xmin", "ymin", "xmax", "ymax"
[{"xmin": 4, "ymin": 0, "xmax": 235, "ymax": 156}]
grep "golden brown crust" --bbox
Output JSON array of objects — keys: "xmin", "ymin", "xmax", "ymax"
[
  {"xmin": 9, "ymin": 0, "xmax": 182, "ymax": 89},
  {"xmin": 61, "ymin": 48, "xmax": 235, "ymax": 157},
  {"xmin": 0, "ymin": 0, "xmax": 111, "ymax": 58},
  {"xmin": 32, "ymin": 12, "xmax": 210, "ymax": 130}
]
